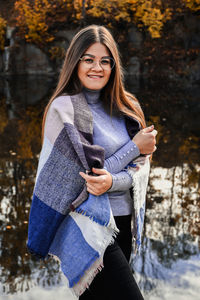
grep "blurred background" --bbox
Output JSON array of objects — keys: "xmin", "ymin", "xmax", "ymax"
[{"xmin": 0, "ymin": 0, "xmax": 200, "ymax": 299}]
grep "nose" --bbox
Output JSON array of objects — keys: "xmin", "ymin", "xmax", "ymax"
[{"xmin": 91, "ymin": 60, "xmax": 103, "ymax": 71}]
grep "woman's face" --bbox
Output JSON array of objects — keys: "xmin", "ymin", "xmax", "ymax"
[{"xmin": 77, "ymin": 42, "xmax": 112, "ymax": 90}]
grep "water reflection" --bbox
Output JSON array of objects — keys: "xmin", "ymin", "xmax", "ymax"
[{"xmin": 0, "ymin": 76, "xmax": 199, "ymax": 299}]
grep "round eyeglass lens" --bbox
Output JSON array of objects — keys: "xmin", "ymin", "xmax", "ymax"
[{"xmin": 101, "ymin": 57, "xmax": 115, "ymax": 69}]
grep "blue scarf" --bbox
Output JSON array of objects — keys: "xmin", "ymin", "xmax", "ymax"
[{"xmin": 27, "ymin": 93, "xmax": 150, "ymax": 296}]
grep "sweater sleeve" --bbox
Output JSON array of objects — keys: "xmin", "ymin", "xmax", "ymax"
[
  {"xmin": 104, "ymin": 140, "xmax": 140, "ymax": 174},
  {"xmin": 107, "ymin": 171, "xmax": 132, "ymax": 192}
]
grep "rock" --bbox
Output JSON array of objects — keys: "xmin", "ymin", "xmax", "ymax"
[
  {"xmin": 128, "ymin": 26, "xmax": 143, "ymax": 49},
  {"xmin": 174, "ymin": 22, "xmax": 186, "ymax": 40},
  {"xmin": 0, "ymin": 53, "xmax": 3, "ymax": 73},
  {"xmin": 0, "ymin": 75, "xmax": 55, "ymax": 120},
  {"xmin": 54, "ymin": 29, "xmax": 78, "ymax": 43},
  {"xmin": 10, "ymin": 75, "xmax": 55, "ymax": 105},
  {"xmin": 127, "ymin": 56, "xmax": 140, "ymax": 77},
  {"xmin": 9, "ymin": 43, "xmax": 53, "ymax": 75},
  {"xmin": 126, "ymin": 57, "xmax": 141, "ymax": 92},
  {"xmin": 187, "ymin": 55, "xmax": 200, "ymax": 85},
  {"xmin": 125, "ymin": 75, "xmax": 140, "ymax": 93},
  {"xmin": 174, "ymin": 16, "xmax": 200, "ymax": 49}
]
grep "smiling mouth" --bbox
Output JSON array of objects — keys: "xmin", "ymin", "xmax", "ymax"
[{"xmin": 87, "ymin": 75, "xmax": 103, "ymax": 78}]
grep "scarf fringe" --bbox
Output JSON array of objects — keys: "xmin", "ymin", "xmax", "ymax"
[
  {"xmin": 69, "ymin": 253, "xmax": 99, "ymax": 288},
  {"xmin": 72, "ymin": 224, "xmax": 118, "ymax": 297},
  {"xmin": 75, "ymin": 207, "xmax": 109, "ymax": 227},
  {"xmin": 73, "ymin": 256, "xmax": 104, "ymax": 297},
  {"xmin": 48, "ymin": 213, "xmax": 119, "ymax": 297}
]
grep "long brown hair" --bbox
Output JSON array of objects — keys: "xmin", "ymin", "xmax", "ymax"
[{"xmin": 42, "ymin": 25, "xmax": 146, "ymax": 140}]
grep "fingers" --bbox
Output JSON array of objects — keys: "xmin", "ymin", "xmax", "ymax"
[
  {"xmin": 150, "ymin": 131, "xmax": 157, "ymax": 153},
  {"xmin": 92, "ymin": 167, "xmax": 107, "ymax": 175},
  {"xmin": 151, "ymin": 129, "xmax": 158, "ymax": 137},
  {"xmin": 79, "ymin": 171, "xmax": 107, "ymax": 184},
  {"xmin": 79, "ymin": 171, "xmax": 99, "ymax": 183},
  {"xmin": 79, "ymin": 169, "xmax": 112, "ymax": 196},
  {"xmin": 85, "ymin": 178, "xmax": 107, "ymax": 196},
  {"xmin": 142, "ymin": 125, "xmax": 154, "ymax": 133},
  {"xmin": 79, "ymin": 171, "xmax": 88, "ymax": 181},
  {"xmin": 142, "ymin": 126, "xmax": 158, "ymax": 138},
  {"xmin": 86, "ymin": 184, "xmax": 98, "ymax": 196}
]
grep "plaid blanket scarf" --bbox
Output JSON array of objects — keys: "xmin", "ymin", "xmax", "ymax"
[{"xmin": 27, "ymin": 92, "xmax": 150, "ymax": 297}]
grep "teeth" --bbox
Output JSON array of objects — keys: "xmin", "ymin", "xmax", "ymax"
[{"xmin": 88, "ymin": 75, "xmax": 102, "ymax": 78}]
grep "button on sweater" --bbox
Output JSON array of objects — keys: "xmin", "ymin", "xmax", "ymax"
[{"xmin": 83, "ymin": 88, "xmax": 140, "ymax": 216}]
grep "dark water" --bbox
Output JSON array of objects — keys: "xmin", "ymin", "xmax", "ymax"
[{"xmin": 0, "ymin": 76, "xmax": 199, "ymax": 299}]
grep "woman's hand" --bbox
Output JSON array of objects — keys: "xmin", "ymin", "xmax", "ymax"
[
  {"xmin": 79, "ymin": 168, "xmax": 112, "ymax": 196},
  {"xmin": 132, "ymin": 125, "xmax": 157, "ymax": 155}
]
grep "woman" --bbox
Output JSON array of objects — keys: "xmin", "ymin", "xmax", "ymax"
[{"xmin": 27, "ymin": 25, "xmax": 157, "ymax": 299}]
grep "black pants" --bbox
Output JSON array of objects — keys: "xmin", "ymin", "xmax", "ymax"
[{"xmin": 79, "ymin": 215, "xmax": 144, "ymax": 300}]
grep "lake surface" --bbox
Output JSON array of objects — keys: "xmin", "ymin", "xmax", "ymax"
[{"xmin": 0, "ymin": 75, "xmax": 199, "ymax": 299}]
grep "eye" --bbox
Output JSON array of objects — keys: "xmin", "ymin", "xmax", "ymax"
[
  {"xmin": 84, "ymin": 58, "xmax": 94, "ymax": 64},
  {"xmin": 101, "ymin": 59, "xmax": 110, "ymax": 65}
]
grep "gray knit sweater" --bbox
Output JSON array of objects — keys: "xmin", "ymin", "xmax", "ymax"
[{"xmin": 83, "ymin": 88, "xmax": 140, "ymax": 216}]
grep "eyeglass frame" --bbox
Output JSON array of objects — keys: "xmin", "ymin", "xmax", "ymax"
[{"xmin": 79, "ymin": 54, "xmax": 115, "ymax": 70}]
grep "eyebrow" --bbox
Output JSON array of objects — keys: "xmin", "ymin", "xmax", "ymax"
[{"xmin": 82, "ymin": 53, "xmax": 111, "ymax": 59}]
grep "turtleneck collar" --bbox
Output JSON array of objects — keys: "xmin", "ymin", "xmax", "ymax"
[{"xmin": 82, "ymin": 87, "xmax": 101, "ymax": 105}]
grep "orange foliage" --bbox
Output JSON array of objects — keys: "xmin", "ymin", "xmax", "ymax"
[
  {"xmin": 178, "ymin": 136, "xmax": 199, "ymax": 157},
  {"xmin": 0, "ymin": 15, "xmax": 7, "ymax": 51},
  {"xmin": 134, "ymin": 0, "xmax": 172, "ymax": 38},
  {"xmin": 15, "ymin": 0, "xmax": 54, "ymax": 45},
  {"xmin": 14, "ymin": 0, "xmax": 81, "ymax": 46},
  {"xmin": 87, "ymin": 0, "xmax": 136, "ymax": 21},
  {"xmin": 87, "ymin": 0, "xmax": 172, "ymax": 38},
  {"xmin": 0, "ymin": 98, "xmax": 8, "ymax": 134},
  {"xmin": 13, "ymin": 0, "xmax": 200, "ymax": 45},
  {"xmin": 49, "ymin": 46, "xmax": 66, "ymax": 60},
  {"xmin": 184, "ymin": 0, "xmax": 200, "ymax": 11},
  {"xmin": 17, "ymin": 108, "xmax": 42, "ymax": 159}
]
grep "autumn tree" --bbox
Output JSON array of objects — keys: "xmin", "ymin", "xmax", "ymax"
[
  {"xmin": 13, "ymin": 0, "xmax": 200, "ymax": 47},
  {"xmin": 0, "ymin": 15, "xmax": 7, "ymax": 51},
  {"xmin": 14, "ymin": 0, "xmax": 78, "ymax": 46}
]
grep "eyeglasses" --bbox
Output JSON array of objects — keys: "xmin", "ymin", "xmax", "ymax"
[{"xmin": 79, "ymin": 55, "xmax": 115, "ymax": 70}]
